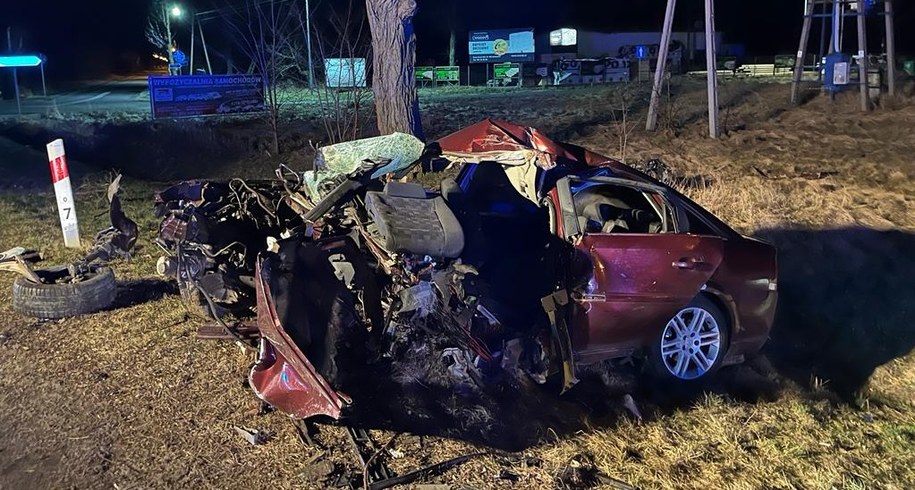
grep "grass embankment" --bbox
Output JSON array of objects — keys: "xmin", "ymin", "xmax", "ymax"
[{"xmin": 0, "ymin": 80, "xmax": 912, "ymax": 489}]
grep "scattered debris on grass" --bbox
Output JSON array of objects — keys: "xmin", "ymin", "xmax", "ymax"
[{"xmin": 233, "ymin": 426, "xmax": 272, "ymax": 446}]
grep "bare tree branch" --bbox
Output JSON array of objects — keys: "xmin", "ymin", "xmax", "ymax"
[{"xmin": 145, "ymin": 0, "xmax": 170, "ymax": 53}]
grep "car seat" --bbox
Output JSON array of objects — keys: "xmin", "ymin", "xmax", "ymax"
[{"xmin": 364, "ymin": 181, "xmax": 465, "ymax": 258}]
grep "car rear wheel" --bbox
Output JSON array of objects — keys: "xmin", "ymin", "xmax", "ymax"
[{"xmin": 649, "ymin": 296, "xmax": 729, "ymax": 381}]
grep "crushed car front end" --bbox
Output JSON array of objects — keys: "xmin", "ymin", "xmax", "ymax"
[{"xmin": 155, "ymin": 120, "xmax": 778, "ymax": 423}]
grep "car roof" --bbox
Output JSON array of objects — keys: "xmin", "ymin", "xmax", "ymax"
[
  {"xmin": 437, "ymin": 119, "xmax": 738, "ymax": 238},
  {"xmin": 437, "ymin": 119, "xmax": 659, "ymax": 197}
]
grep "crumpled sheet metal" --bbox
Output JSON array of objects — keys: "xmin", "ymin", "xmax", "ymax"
[
  {"xmin": 437, "ymin": 119, "xmax": 649, "ymax": 202},
  {"xmin": 154, "ymin": 180, "xmax": 206, "ymax": 207},
  {"xmin": 397, "ymin": 281, "xmax": 435, "ymax": 318},
  {"xmin": 441, "ymin": 148, "xmax": 546, "ymax": 204},
  {"xmin": 303, "ymin": 132, "xmax": 425, "ymax": 201},
  {"xmin": 248, "ymin": 258, "xmax": 351, "ymax": 420},
  {"xmin": 437, "ymin": 119, "xmax": 614, "ymax": 167}
]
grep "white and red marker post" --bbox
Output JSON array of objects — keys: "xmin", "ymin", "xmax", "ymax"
[{"xmin": 46, "ymin": 139, "xmax": 81, "ymax": 248}]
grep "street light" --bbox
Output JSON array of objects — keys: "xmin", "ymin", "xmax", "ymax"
[{"xmin": 165, "ymin": 4, "xmax": 183, "ymax": 75}]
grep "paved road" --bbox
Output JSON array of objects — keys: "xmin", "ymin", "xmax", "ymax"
[{"xmin": 0, "ymin": 78, "xmax": 150, "ymax": 116}]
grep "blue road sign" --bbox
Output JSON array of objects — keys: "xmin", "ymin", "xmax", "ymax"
[
  {"xmin": 173, "ymin": 50, "xmax": 187, "ymax": 66},
  {"xmin": 636, "ymin": 45, "xmax": 648, "ymax": 60},
  {"xmin": 0, "ymin": 54, "xmax": 44, "ymax": 68}
]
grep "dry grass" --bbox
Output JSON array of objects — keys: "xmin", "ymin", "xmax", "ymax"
[{"xmin": 0, "ymin": 80, "xmax": 913, "ymax": 489}]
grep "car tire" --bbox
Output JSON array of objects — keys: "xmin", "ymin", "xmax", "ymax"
[
  {"xmin": 12, "ymin": 266, "xmax": 116, "ymax": 319},
  {"xmin": 648, "ymin": 295, "xmax": 730, "ymax": 382}
]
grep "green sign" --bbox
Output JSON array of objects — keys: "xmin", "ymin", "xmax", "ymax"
[
  {"xmin": 416, "ymin": 66, "xmax": 460, "ymax": 83},
  {"xmin": 416, "ymin": 66, "xmax": 435, "ymax": 81},
  {"xmin": 493, "ymin": 63, "xmax": 521, "ymax": 80},
  {"xmin": 436, "ymin": 66, "xmax": 459, "ymax": 82}
]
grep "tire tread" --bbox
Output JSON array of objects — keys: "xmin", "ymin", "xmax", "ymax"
[{"xmin": 11, "ymin": 266, "xmax": 117, "ymax": 319}]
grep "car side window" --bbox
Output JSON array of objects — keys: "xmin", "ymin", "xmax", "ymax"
[
  {"xmin": 682, "ymin": 206, "xmax": 718, "ymax": 236},
  {"xmin": 572, "ymin": 183, "xmax": 670, "ymax": 234}
]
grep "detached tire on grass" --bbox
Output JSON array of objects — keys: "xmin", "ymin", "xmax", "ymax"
[{"xmin": 12, "ymin": 266, "xmax": 116, "ymax": 319}]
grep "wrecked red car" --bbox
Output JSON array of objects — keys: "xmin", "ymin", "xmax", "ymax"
[{"xmin": 156, "ymin": 120, "xmax": 777, "ymax": 422}]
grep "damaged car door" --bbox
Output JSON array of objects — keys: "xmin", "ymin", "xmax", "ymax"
[{"xmin": 555, "ymin": 176, "xmax": 725, "ymax": 366}]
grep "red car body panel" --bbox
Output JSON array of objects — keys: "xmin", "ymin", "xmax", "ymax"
[
  {"xmin": 571, "ymin": 234, "xmax": 726, "ymax": 364},
  {"xmin": 249, "ymin": 259, "xmax": 350, "ymax": 420},
  {"xmin": 703, "ymin": 237, "xmax": 779, "ymax": 359}
]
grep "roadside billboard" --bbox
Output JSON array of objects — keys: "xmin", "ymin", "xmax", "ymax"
[
  {"xmin": 416, "ymin": 66, "xmax": 460, "ymax": 85},
  {"xmin": 325, "ymin": 58, "xmax": 367, "ymax": 88},
  {"xmin": 492, "ymin": 63, "xmax": 521, "ymax": 80},
  {"xmin": 468, "ymin": 28, "xmax": 535, "ymax": 64},
  {"xmin": 148, "ymin": 74, "xmax": 266, "ymax": 119}
]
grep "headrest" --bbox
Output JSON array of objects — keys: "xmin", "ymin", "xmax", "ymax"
[
  {"xmin": 584, "ymin": 202, "xmax": 623, "ymax": 223},
  {"xmin": 384, "ymin": 181, "xmax": 427, "ymax": 199}
]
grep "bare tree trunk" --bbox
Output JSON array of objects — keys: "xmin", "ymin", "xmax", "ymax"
[{"xmin": 366, "ymin": 0, "xmax": 424, "ymax": 139}]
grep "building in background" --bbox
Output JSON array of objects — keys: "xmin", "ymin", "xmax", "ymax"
[{"xmin": 542, "ymin": 28, "xmax": 727, "ymax": 68}]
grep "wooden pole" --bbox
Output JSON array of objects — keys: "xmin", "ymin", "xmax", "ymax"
[
  {"xmin": 885, "ymin": 0, "xmax": 896, "ymax": 96},
  {"xmin": 857, "ymin": 4, "xmax": 869, "ymax": 111},
  {"xmin": 817, "ymin": 2, "xmax": 828, "ymax": 81},
  {"xmin": 646, "ymin": 0, "xmax": 677, "ymax": 131},
  {"xmin": 704, "ymin": 0, "xmax": 719, "ymax": 138},
  {"xmin": 792, "ymin": 0, "xmax": 814, "ymax": 103}
]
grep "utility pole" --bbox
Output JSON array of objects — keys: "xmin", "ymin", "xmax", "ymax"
[
  {"xmin": 198, "ymin": 17, "xmax": 213, "ymax": 74},
  {"xmin": 833, "ymin": 0, "xmax": 841, "ymax": 52},
  {"xmin": 646, "ymin": 0, "xmax": 677, "ymax": 131},
  {"xmin": 791, "ymin": 0, "xmax": 813, "ymax": 103},
  {"xmin": 190, "ymin": 10, "xmax": 196, "ymax": 75},
  {"xmin": 857, "ymin": 2, "xmax": 869, "ymax": 111},
  {"xmin": 885, "ymin": 0, "xmax": 896, "ymax": 96},
  {"xmin": 704, "ymin": 0, "xmax": 719, "ymax": 138}
]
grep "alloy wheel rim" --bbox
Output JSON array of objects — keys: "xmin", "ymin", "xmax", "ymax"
[{"xmin": 661, "ymin": 307, "xmax": 721, "ymax": 380}]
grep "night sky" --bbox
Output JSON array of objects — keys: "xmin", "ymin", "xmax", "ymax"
[{"xmin": 5, "ymin": 0, "xmax": 914, "ymax": 79}]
